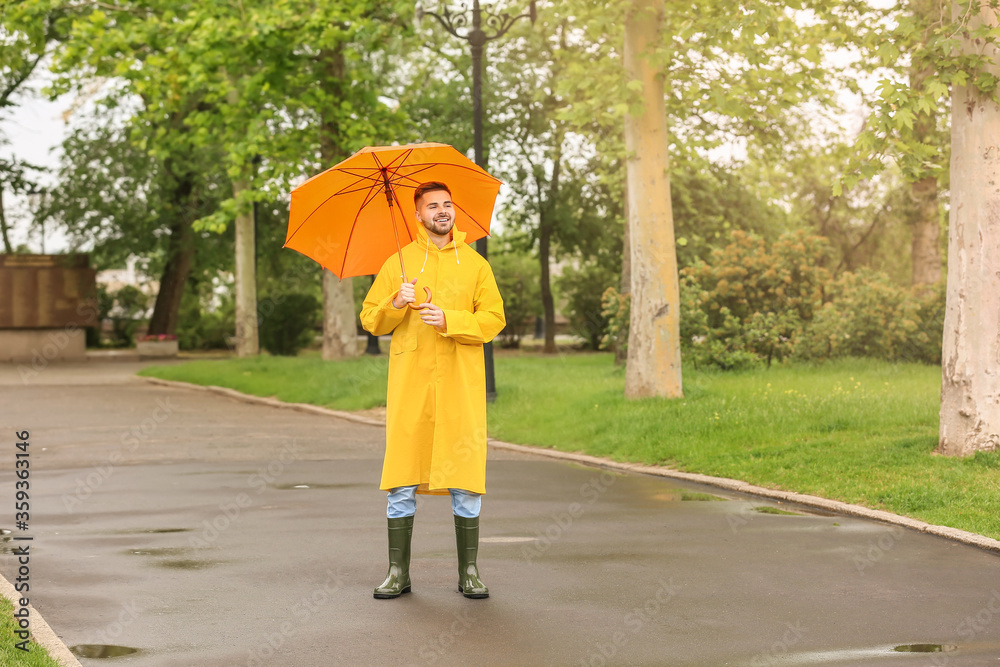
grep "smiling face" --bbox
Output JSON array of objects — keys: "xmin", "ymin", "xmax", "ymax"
[{"xmin": 415, "ymin": 189, "xmax": 455, "ymax": 239}]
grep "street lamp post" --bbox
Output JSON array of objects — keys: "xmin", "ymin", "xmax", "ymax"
[{"xmin": 416, "ymin": 0, "xmax": 537, "ymax": 402}]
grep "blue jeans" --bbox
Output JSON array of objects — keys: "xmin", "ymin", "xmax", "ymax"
[{"xmin": 386, "ymin": 485, "xmax": 481, "ymax": 519}]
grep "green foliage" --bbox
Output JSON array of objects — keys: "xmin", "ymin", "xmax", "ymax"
[
  {"xmin": 798, "ymin": 271, "xmax": 945, "ymax": 364},
  {"xmin": 842, "ymin": 0, "xmax": 999, "ymax": 190},
  {"xmin": 258, "ymin": 293, "xmax": 320, "ymax": 356},
  {"xmin": 599, "ymin": 286, "xmax": 629, "ymax": 356},
  {"xmin": 176, "ymin": 288, "xmax": 234, "ymax": 351},
  {"xmin": 47, "ymin": 0, "xmax": 413, "ymax": 233},
  {"xmin": 0, "ymin": 595, "xmax": 63, "ymax": 667},
  {"xmin": 491, "ymin": 247, "xmax": 541, "ymax": 349},
  {"xmin": 557, "ymin": 259, "xmax": 618, "ymax": 350},
  {"xmin": 670, "ymin": 154, "xmax": 789, "ymax": 268},
  {"xmin": 43, "ymin": 116, "xmax": 228, "ymax": 271},
  {"xmin": 107, "ymin": 284, "xmax": 148, "ymax": 348},
  {"xmin": 680, "ymin": 230, "xmax": 830, "ymax": 369},
  {"xmin": 681, "ymin": 230, "xmax": 946, "ymax": 369},
  {"xmin": 85, "ymin": 283, "xmax": 114, "ymax": 347}
]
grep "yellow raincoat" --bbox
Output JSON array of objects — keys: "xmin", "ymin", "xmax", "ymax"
[{"xmin": 360, "ymin": 227, "xmax": 505, "ymax": 496}]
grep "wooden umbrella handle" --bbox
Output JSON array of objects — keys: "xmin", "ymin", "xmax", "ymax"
[{"xmin": 408, "ymin": 286, "xmax": 433, "ymax": 309}]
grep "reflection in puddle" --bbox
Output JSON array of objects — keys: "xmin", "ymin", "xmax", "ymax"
[
  {"xmin": 70, "ymin": 644, "xmax": 140, "ymax": 658},
  {"xmin": 894, "ymin": 644, "xmax": 957, "ymax": 653},
  {"xmin": 155, "ymin": 559, "xmax": 221, "ymax": 570},
  {"xmin": 753, "ymin": 506, "xmax": 803, "ymax": 516},
  {"xmin": 767, "ymin": 643, "xmax": 968, "ymax": 664},
  {"xmin": 681, "ymin": 492, "xmax": 727, "ymax": 501},
  {"xmin": 271, "ymin": 482, "xmax": 366, "ymax": 490},
  {"xmin": 126, "ymin": 547, "xmax": 191, "ymax": 557}
]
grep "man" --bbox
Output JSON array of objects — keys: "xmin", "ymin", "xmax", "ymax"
[{"xmin": 360, "ymin": 181, "xmax": 505, "ymax": 600}]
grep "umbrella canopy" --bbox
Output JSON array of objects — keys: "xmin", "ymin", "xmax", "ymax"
[{"xmin": 284, "ymin": 142, "xmax": 503, "ymax": 280}]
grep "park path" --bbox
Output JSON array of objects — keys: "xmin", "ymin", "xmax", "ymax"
[{"xmin": 2, "ymin": 359, "xmax": 1000, "ymax": 666}]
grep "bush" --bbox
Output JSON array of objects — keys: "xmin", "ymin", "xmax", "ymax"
[
  {"xmin": 798, "ymin": 272, "xmax": 944, "ymax": 364},
  {"xmin": 557, "ymin": 261, "xmax": 618, "ymax": 350},
  {"xmin": 107, "ymin": 285, "xmax": 148, "ymax": 348},
  {"xmin": 680, "ymin": 230, "xmax": 830, "ymax": 369},
  {"xmin": 491, "ymin": 249, "xmax": 541, "ymax": 348},
  {"xmin": 86, "ymin": 284, "xmax": 114, "ymax": 348},
  {"xmin": 177, "ymin": 289, "xmax": 235, "ymax": 351},
  {"xmin": 600, "ymin": 287, "xmax": 630, "ymax": 356},
  {"xmin": 258, "ymin": 293, "xmax": 320, "ymax": 356}
]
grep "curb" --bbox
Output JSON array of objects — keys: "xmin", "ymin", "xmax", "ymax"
[
  {"xmin": 142, "ymin": 376, "xmax": 1000, "ymax": 555},
  {"xmin": 0, "ymin": 573, "xmax": 83, "ymax": 667}
]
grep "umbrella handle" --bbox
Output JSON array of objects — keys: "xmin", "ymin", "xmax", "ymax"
[{"xmin": 408, "ymin": 286, "xmax": 433, "ymax": 309}]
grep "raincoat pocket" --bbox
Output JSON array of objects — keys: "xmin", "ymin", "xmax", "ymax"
[{"xmin": 390, "ymin": 332, "xmax": 417, "ymax": 355}]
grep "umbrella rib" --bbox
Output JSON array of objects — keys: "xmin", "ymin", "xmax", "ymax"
[
  {"xmin": 387, "ymin": 164, "xmax": 439, "ymax": 190},
  {"xmin": 388, "ymin": 184, "xmax": 418, "ymax": 244},
  {"xmin": 451, "ymin": 198, "xmax": 493, "ymax": 238},
  {"xmin": 382, "ymin": 147, "xmax": 415, "ymax": 172},
  {"xmin": 390, "ymin": 162, "xmax": 503, "ymax": 183},
  {"xmin": 286, "ymin": 174, "xmax": 383, "ymax": 251},
  {"xmin": 336, "ymin": 177, "xmax": 389, "ymax": 278},
  {"xmin": 371, "ymin": 150, "xmax": 414, "ymax": 281}
]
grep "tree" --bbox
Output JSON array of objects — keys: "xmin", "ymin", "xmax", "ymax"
[
  {"xmin": 939, "ymin": 2, "xmax": 1000, "ymax": 456},
  {"xmin": 43, "ymin": 114, "xmax": 230, "ymax": 337},
  {"xmin": 46, "ymin": 0, "xmax": 410, "ymax": 355},
  {"xmin": 0, "ymin": 0, "xmax": 68, "ymax": 253},
  {"xmin": 622, "ymin": 0, "xmax": 682, "ymax": 399}
]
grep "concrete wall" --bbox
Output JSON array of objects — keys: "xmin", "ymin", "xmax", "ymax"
[{"xmin": 0, "ymin": 328, "xmax": 87, "ymax": 363}]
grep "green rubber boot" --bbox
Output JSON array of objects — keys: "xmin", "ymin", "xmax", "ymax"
[
  {"xmin": 454, "ymin": 515, "xmax": 489, "ymax": 599},
  {"xmin": 373, "ymin": 516, "xmax": 413, "ymax": 599}
]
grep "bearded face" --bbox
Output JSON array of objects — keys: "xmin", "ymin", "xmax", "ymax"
[{"xmin": 416, "ymin": 189, "xmax": 454, "ymax": 238}]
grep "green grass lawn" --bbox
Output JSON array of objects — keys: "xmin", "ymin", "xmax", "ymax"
[
  {"xmin": 0, "ymin": 596, "xmax": 62, "ymax": 667},
  {"xmin": 140, "ymin": 352, "xmax": 1000, "ymax": 540}
]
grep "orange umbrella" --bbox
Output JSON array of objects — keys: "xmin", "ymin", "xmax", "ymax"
[{"xmin": 284, "ymin": 142, "xmax": 502, "ymax": 305}]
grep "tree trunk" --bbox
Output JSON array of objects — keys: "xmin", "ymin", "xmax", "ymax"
[
  {"xmin": 938, "ymin": 2, "xmax": 1000, "ymax": 456},
  {"xmin": 623, "ymin": 0, "xmax": 683, "ymax": 399},
  {"xmin": 907, "ymin": 6, "xmax": 943, "ymax": 287},
  {"xmin": 232, "ymin": 173, "xmax": 259, "ymax": 357},
  {"xmin": 909, "ymin": 174, "xmax": 941, "ymax": 286},
  {"xmin": 147, "ymin": 215, "xmax": 195, "ymax": 335},
  {"xmin": 0, "ymin": 188, "xmax": 13, "ymax": 254},
  {"xmin": 322, "ymin": 270, "xmax": 357, "ymax": 359},
  {"xmin": 615, "ymin": 189, "xmax": 631, "ymax": 366},
  {"xmin": 318, "ymin": 44, "xmax": 358, "ymax": 361},
  {"xmin": 538, "ymin": 135, "xmax": 563, "ymax": 355},
  {"xmin": 147, "ymin": 171, "xmax": 196, "ymax": 335},
  {"xmin": 539, "ymin": 216, "xmax": 556, "ymax": 354},
  {"xmin": 225, "ymin": 77, "xmax": 258, "ymax": 357}
]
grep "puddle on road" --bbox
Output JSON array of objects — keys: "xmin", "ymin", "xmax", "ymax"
[
  {"xmin": 70, "ymin": 644, "xmax": 140, "ymax": 658},
  {"xmin": 893, "ymin": 644, "xmax": 957, "ymax": 653},
  {"xmin": 125, "ymin": 547, "xmax": 191, "ymax": 557},
  {"xmin": 1, "ymin": 528, "xmax": 13, "ymax": 554},
  {"xmin": 116, "ymin": 528, "xmax": 191, "ymax": 535},
  {"xmin": 681, "ymin": 491, "xmax": 728, "ymax": 501},
  {"xmin": 155, "ymin": 558, "xmax": 222, "ymax": 570},
  {"xmin": 646, "ymin": 490, "xmax": 729, "ymax": 502},
  {"xmin": 763, "ymin": 643, "xmax": 972, "ymax": 664},
  {"xmin": 753, "ymin": 506, "xmax": 804, "ymax": 516}
]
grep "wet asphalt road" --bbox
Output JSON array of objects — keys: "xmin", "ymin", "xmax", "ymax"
[{"xmin": 2, "ymin": 360, "xmax": 1000, "ymax": 667}]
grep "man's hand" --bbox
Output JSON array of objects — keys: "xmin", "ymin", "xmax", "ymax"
[
  {"xmin": 419, "ymin": 301, "xmax": 447, "ymax": 333},
  {"xmin": 393, "ymin": 278, "xmax": 419, "ymax": 309}
]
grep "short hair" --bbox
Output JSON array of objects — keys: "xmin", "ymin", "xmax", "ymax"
[{"xmin": 414, "ymin": 181, "xmax": 451, "ymax": 207}]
